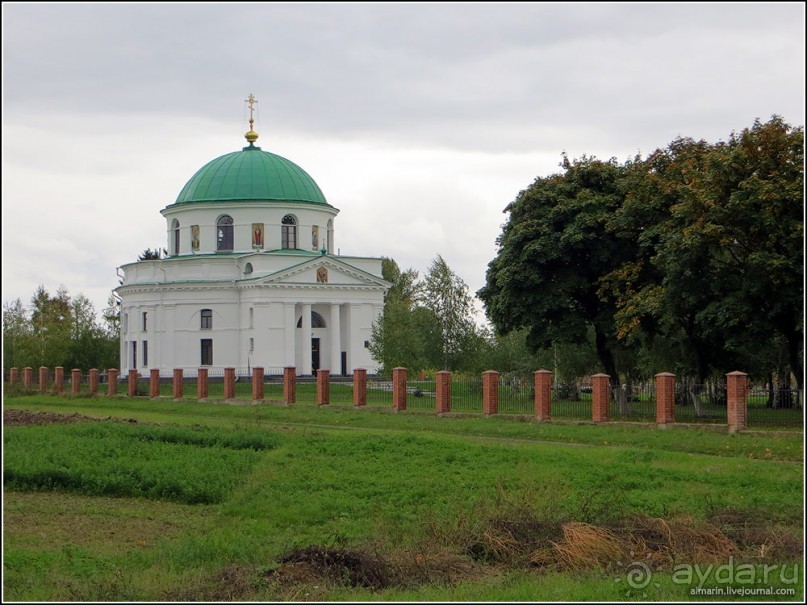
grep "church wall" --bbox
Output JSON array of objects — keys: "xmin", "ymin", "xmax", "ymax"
[
  {"xmin": 119, "ymin": 282, "xmax": 385, "ymax": 375},
  {"xmin": 162, "ymin": 203, "xmax": 338, "ymax": 256}
]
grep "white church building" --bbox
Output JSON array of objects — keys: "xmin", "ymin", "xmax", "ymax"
[{"xmin": 116, "ymin": 101, "xmax": 389, "ymax": 376}]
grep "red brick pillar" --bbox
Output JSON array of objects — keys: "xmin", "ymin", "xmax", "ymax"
[
  {"xmin": 197, "ymin": 368, "xmax": 208, "ymax": 400},
  {"xmin": 71, "ymin": 369, "xmax": 81, "ymax": 395},
  {"xmin": 128, "ymin": 369, "xmax": 139, "ymax": 397},
  {"xmin": 54, "ymin": 367, "xmax": 64, "ymax": 394},
  {"xmin": 436, "ymin": 371, "xmax": 451, "ymax": 414},
  {"xmin": 317, "ymin": 369, "xmax": 330, "ymax": 406},
  {"xmin": 655, "ymin": 372, "xmax": 676, "ymax": 426},
  {"xmin": 482, "ymin": 370, "xmax": 499, "ymax": 415},
  {"xmin": 9, "ymin": 367, "xmax": 18, "ymax": 385},
  {"xmin": 418, "ymin": 370, "xmax": 426, "ymax": 381},
  {"xmin": 283, "ymin": 367, "xmax": 296, "ymax": 404},
  {"xmin": 224, "ymin": 368, "xmax": 236, "ymax": 400},
  {"xmin": 534, "ymin": 369, "xmax": 552, "ymax": 421},
  {"xmin": 393, "ymin": 367, "xmax": 407, "ymax": 411},
  {"xmin": 150, "ymin": 369, "xmax": 160, "ymax": 398},
  {"xmin": 39, "ymin": 366, "xmax": 48, "ymax": 393},
  {"xmin": 353, "ymin": 368, "xmax": 367, "ymax": 407},
  {"xmin": 89, "ymin": 369, "xmax": 99, "ymax": 396},
  {"xmin": 591, "ymin": 373, "xmax": 610, "ymax": 423},
  {"xmin": 107, "ymin": 368, "xmax": 119, "ymax": 396},
  {"xmin": 727, "ymin": 371, "xmax": 748, "ymax": 433},
  {"xmin": 23, "ymin": 367, "xmax": 33, "ymax": 389},
  {"xmin": 253, "ymin": 367, "xmax": 265, "ymax": 401},
  {"xmin": 173, "ymin": 368, "xmax": 183, "ymax": 399}
]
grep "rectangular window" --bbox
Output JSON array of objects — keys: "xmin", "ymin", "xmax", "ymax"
[
  {"xmin": 201, "ymin": 339, "xmax": 213, "ymax": 366},
  {"xmin": 201, "ymin": 309, "xmax": 212, "ymax": 330},
  {"xmin": 282, "ymin": 226, "xmax": 297, "ymax": 249},
  {"xmin": 142, "ymin": 311, "xmax": 148, "ymax": 332},
  {"xmin": 249, "ymin": 337, "xmax": 254, "ymax": 352},
  {"xmin": 249, "ymin": 307, "xmax": 254, "ymax": 329},
  {"xmin": 143, "ymin": 340, "xmax": 148, "ymax": 367},
  {"xmin": 131, "ymin": 341, "xmax": 137, "ymax": 369}
]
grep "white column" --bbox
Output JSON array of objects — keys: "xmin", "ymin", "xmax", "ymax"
[
  {"xmin": 284, "ymin": 303, "xmax": 296, "ymax": 367},
  {"xmin": 301, "ymin": 303, "xmax": 312, "ymax": 375},
  {"xmin": 330, "ymin": 303, "xmax": 341, "ymax": 374},
  {"xmin": 347, "ymin": 303, "xmax": 361, "ymax": 371}
]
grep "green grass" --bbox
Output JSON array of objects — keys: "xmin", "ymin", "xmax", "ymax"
[{"xmin": 3, "ymin": 395, "xmax": 803, "ymax": 601}]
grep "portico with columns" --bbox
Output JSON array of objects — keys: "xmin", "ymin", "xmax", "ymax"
[{"xmin": 116, "ymin": 96, "xmax": 389, "ymax": 375}]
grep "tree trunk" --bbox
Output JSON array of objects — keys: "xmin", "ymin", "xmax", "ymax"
[{"xmin": 786, "ymin": 330, "xmax": 803, "ymax": 392}]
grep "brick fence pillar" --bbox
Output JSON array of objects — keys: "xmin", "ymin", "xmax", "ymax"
[
  {"xmin": 71, "ymin": 369, "xmax": 81, "ymax": 395},
  {"xmin": 197, "ymin": 368, "xmax": 208, "ymax": 400},
  {"xmin": 591, "ymin": 373, "xmax": 610, "ymax": 422},
  {"xmin": 128, "ymin": 369, "xmax": 139, "ymax": 397},
  {"xmin": 534, "ymin": 369, "xmax": 552, "ymax": 421},
  {"xmin": 150, "ymin": 369, "xmax": 160, "ymax": 398},
  {"xmin": 9, "ymin": 367, "xmax": 18, "ymax": 385},
  {"xmin": 393, "ymin": 367, "xmax": 407, "ymax": 411},
  {"xmin": 727, "ymin": 371, "xmax": 748, "ymax": 433},
  {"xmin": 39, "ymin": 366, "xmax": 48, "ymax": 393},
  {"xmin": 655, "ymin": 372, "xmax": 676, "ymax": 426},
  {"xmin": 283, "ymin": 367, "xmax": 296, "ymax": 404},
  {"xmin": 317, "ymin": 369, "xmax": 330, "ymax": 405},
  {"xmin": 483, "ymin": 370, "xmax": 499, "ymax": 415},
  {"xmin": 224, "ymin": 368, "xmax": 236, "ymax": 400},
  {"xmin": 23, "ymin": 367, "xmax": 33, "ymax": 389},
  {"xmin": 353, "ymin": 368, "xmax": 367, "ymax": 407},
  {"xmin": 253, "ymin": 367, "xmax": 265, "ymax": 402},
  {"xmin": 89, "ymin": 369, "xmax": 99, "ymax": 396},
  {"xmin": 54, "ymin": 367, "xmax": 64, "ymax": 394},
  {"xmin": 107, "ymin": 368, "xmax": 119, "ymax": 396},
  {"xmin": 436, "ymin": 371, "xmax": 451, "ymax": 414},
  {"xmin": 173, "ymin": 368, "xmax": 184, "ymax": 399}
]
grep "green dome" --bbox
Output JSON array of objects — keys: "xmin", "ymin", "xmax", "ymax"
[{"xmin": 173, "ymin": 145, "xmax": 328, "ymax": 205}]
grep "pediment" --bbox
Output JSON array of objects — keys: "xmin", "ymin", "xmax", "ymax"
[{"xmin": 244, "ymin": 257, "xmax": 389, "ymax": 288}]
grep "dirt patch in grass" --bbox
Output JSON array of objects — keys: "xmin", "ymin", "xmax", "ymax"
[
  {"xmin": 3, "ymin": 409, "xmax": 138, "ymax": 426},
  {"xmin": 709, "ymin": 507, "xmax": 804, "ymax": 561},
  {"xmin": 256, "ymin": 544, "xmax": 485, "ymax": 600},
  {"xmin": 4, "ymin": 409, "xmax": 98, "ymax": 426}
]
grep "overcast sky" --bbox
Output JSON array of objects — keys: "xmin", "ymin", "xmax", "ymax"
[{"xmin": 2, "ymin": 2, "xmax": 805, "ymax": 324}]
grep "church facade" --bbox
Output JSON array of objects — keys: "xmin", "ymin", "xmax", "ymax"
[{"xmin": 116, "ymin": 104, "xmax": 389, "ymax": 375}]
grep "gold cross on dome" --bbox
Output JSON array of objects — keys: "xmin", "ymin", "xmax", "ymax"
[{"xmin": 246, "ymin": 94, "xmax": 258, "ymax": 129}]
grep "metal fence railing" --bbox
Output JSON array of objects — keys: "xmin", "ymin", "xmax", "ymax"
[{"xmin": 746, "ymin": 386, "xmax": 803, "ymax": 427}]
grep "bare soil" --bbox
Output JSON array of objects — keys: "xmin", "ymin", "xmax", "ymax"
[{"xmin": 3, "ymin": 409, "xmax": 138, "ymax": 426}]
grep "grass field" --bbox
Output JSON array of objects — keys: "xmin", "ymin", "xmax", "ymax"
[{"xmin": 3, "ymin": 395, "xmax": 804, "ymax": 601}]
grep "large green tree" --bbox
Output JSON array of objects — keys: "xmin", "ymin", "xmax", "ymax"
[
  {"xmin": 478, "ymin": 155, "xmax": 632, "ymax": 384},
  {"xmin": 608, "ymin": 116, "xmax": 803, "ymax": 387}
]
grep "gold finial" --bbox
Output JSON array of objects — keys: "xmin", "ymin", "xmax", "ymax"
[{"xmin": 245, "ymin": 93, "xmax": 259, "ymax": 145}]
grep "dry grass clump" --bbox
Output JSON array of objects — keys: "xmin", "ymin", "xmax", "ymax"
[
  {"xmin": 540, "ymin": 522, "xmax": 630, "ymax": 572},
  {"xmin": 386, "ymin": 545, "xmax": 483, "ymax": 588},
  {"xmin": 627, "ymin": 515, "xmax": 736, "ymax": 565},
  {"xmin": 529, "ymin": 516, "xmax": 745, "ymax": 572}
]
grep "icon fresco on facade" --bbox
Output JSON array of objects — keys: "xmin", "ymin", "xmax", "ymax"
[
  {"xmin": 252, "ymin": 223, "xmax": 264, "ymax": 248},
  {"xmin": 317, "ymin": 266, "xmax": 328, "ymax": 283},
  {"xmin": 191, "ymin": 225, "xmax": 200, "ymax": 251},
  {"xmin": 312, "ymin": 225, "xmax": 319, "ymax": 250}
]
